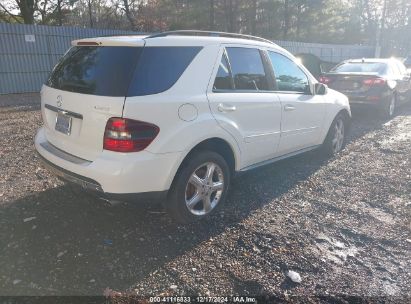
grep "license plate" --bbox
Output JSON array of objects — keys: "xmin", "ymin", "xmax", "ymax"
[
  {"xmin": 335, "ymin": 81, "xmax": 359, "ymax": 91},
  {"xmin": 55, "ymin": 112, "xmax": 72, "ymax": 135}
]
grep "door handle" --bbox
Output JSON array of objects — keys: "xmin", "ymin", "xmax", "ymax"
[
  {"xmin": 284, "ymin": 104, "xmax": 296, "ymax": 111},
  {"xmin": 218, "ymin": 103, "xmax": 236, "ymax": 112}
]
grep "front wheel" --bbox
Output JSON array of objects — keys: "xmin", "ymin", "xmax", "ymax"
[
  {"xmin": 322, "ymin": 113, "xmax": 347, "ymax": 157},
  {"xmin": 166, "ymin": 151, "xmax": 230, "ymax": 223},
  {"xmin": 379, "ymin": 94, "xmax": 396, "ymax": 119}
]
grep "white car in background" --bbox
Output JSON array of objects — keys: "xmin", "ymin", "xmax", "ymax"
[{"xmin": 35, "ymin": 31, "xmax": 351, "ymax": 223}]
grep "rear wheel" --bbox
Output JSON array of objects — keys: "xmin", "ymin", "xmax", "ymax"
[
  {"xmin": 167, "ymin": 151, "xmax": 230, "ymax": 223},
  {"xmin": 322, "ymin": 113, "xmax": 347, "ymax": 157}
]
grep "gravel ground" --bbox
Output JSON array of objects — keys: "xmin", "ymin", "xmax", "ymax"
[{"xmin": 0, "ymin": 94, "xmax": 410, "ymax": 302}]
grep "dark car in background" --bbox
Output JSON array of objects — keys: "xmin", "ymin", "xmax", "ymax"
[{"xmin": 319, "ymin": 58, "xmax": 411, "ymax": 118}]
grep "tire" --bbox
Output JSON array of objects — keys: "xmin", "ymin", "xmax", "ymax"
[
  {"xmin": 322, "ymin": 113, "xmax": 348, "ymax": 157},
  {"xmin": 379, "ymin": 94, "xmax": 396, "ymax": 119},
  {"xmin": 166, "ymin": 151, "xmax": 230, "ymax": 224}
]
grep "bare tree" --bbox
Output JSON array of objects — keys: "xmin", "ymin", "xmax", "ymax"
[
  {"xmin": 122, "ymin": 0, "xmax": 136, "ymax": 29},
  {"xmin": 209, "ymin": 0, "xmax": 214, "ymax": 31},
  {"xmin": 250, "ymin": 0, "xmax": 257, "ymax": 35},
  {"xmin": 0, "ymin": 0, "xmax": 39, "ymax": 24},
  {"xmin": 0, "ymin": 2, "xmax": 23, "ymax": 23},
  {"xmin": 363, "ymin": 0, "xmax": 375, "ymax": 33},
  {"xmin": 37, "ymin": 0, "xmax": 49, "ymax": 24},
  {"xmin": 296, "ymin": 0, "xmax": 304, "ymax": 39},
  {"xmin": 57, "ymin": 0, "xmax": 62, "ymax": 25},
  {"xmin": 224, "ymin": 0, "xmax": 235, "ymax": 32},
  {"xmin": 87, "ymin": 0, "xmax": 93, "ymax": 27},
  {"xmin": 283, "ymin": 0, "xmax": 290, "ymax": 39}
]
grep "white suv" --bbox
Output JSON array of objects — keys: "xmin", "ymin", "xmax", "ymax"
[{"xmin": 35, "ymin": 31, "xmax": 350, "ymax": 223}]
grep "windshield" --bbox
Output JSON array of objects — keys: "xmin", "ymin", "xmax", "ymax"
[{"xmin": 332, "ymin": 62, "xmax": 388, "ymax": 74}]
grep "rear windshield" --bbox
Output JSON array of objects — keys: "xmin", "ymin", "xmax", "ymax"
[
  {"xmin": 47, "ymin": 46, "xmax": 202, "ymax": 97},
  {"xmin": 47, "ymin": 46, "xmax": 142, "ymax": 96},
  {"xmin": 332, "ymin": 62, "xmax": 387, "ymax": 74}
]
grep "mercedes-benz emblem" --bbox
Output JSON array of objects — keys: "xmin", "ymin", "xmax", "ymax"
[{"xmin": 57, "ymin": 95, "xmax": 63, "ymax": 108}]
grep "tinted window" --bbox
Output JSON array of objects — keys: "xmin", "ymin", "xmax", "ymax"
[
  {"xmin": 226, "ymin": 47, "xmax": 269, "ymax": 91},
  {"xmin": 128, "ymin": 47, "xmax": 202, "ymax": 96},
  {"xmin": 332, "ymin": 62, "xmax": 387, "ymax": 74},
  {"xmin": 268, "ymin": 52, "xmax": 309, "ymax": 93},
  {"xmin": 47, "ymin": 46, "xmax": 142, "ymax": 96},
  {"xmin": 213, "ymin": 52, "xmax": 233, "ymax": 90}
]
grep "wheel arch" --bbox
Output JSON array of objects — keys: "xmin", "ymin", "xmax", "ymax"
[
  {"xmin": 338, "ymin": 108, "xmax": 351, "ymax": 127},
  {"xmin": 181, "ymin": 137, "xmax": 238, "ymax": 175},
  {"xmin": 166, "ymin": 137, "xmax": 239, "ymax": 196},
  {"xmin": 165, "ymin": 137, "xmax": 239, "ymax": 203},
  {"xmin": 321, "ymin": 108, "xmax": 351, "ymax": 145}
]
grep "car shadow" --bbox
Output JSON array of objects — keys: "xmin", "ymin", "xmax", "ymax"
[{"xmin": 0, "ymin": 103, "xmax": 409, "ymax": 296}]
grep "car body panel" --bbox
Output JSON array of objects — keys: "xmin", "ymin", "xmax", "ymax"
[
  {"xmin": 35, "ymin": 34, "xmax": 351, "ymax": 200},
  {"xmin": 35, "ymin": 127, "xmax": 183, "ymax": 193},
  {"xmin": 275, "ymin": 93, "xmax": 327, "ymax": 155},
  {"xmin": 40, "ymin": 85, "xmax": 125, "ymax": 161}
]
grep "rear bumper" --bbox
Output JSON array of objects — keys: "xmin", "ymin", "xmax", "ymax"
[
  {"xmin": 345, "ymin": 92, "xmax": 391, "ymax": 107},
  {"xmin": 349, "ymin": 100, "xmax": 386, "ymax": 107},
  {"xmin": 38, "ymin": 152, "xmax": 168, "ymax": 202},
  {"xmin": 35, "ymin": 127, "xmax": 182, "ymax": 200},
  {"xmin": 37, "ymin": 151, "xmax": 103, "ymax": 192}
]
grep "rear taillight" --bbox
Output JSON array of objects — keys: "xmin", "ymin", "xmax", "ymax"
[
  {"xmin": 319, "ymin": 76, "xmax": 333, "ymax": 84},
  {"xmin": 363, "ymin": 78, "xmax": 386, "ymax": 86},
  {"xmin": 103, "ymin": 118, "xmax": 159, "ymax": 152}
]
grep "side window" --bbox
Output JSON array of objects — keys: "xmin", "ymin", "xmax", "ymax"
[
  {"xmin": 226, "ymin": 47, "xmax": 269, "ymax": 91},
  {"xmin": 213, "ymin": 52, "xmax": 234, "ymax": 90},
  {"xmin": 127, "ymin": 47, "xmax": 202, "ymax": 96},
  {"xmin": 268, "ymin": 52, "xmax": 310, "ymax": 93}
]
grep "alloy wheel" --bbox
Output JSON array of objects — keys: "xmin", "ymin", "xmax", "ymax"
[
  {"xmin": 185, "ymin": 162, "xmax": 224, "ymax": 216},
  {"xmin": 332, "ymin": 118, "xmax": 345, "ymax": 153}
]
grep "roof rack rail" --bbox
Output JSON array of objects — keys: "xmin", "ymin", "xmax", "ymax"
[
  {"xmin": 100, "ymin": 33, "xmax": 149, "ymax": 37},
  {"xmin": 146, "ymin": 30, "xmax": 275, "ymax": 45}
]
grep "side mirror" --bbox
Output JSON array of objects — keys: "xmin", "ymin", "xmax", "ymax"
[{"xmin": 315, "ymin": 83, "xmax": 327, "ymax": 95}]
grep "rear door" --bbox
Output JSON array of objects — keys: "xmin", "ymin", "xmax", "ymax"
[
  {"xmin": 41, "ymin": 45, "xmax": 143, "ymax": 161},
  {"xmin": 207, "ymin": 46, "xmax": 282, "ymax": 167},
  {"xmin": 267, "ymin": 51, "xmax": 326, "ymax": 155}
]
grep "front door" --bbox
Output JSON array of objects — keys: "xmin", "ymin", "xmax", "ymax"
[{"xmin": 267, "ymin": 51, "xmax": 326, "ymax": 155}]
